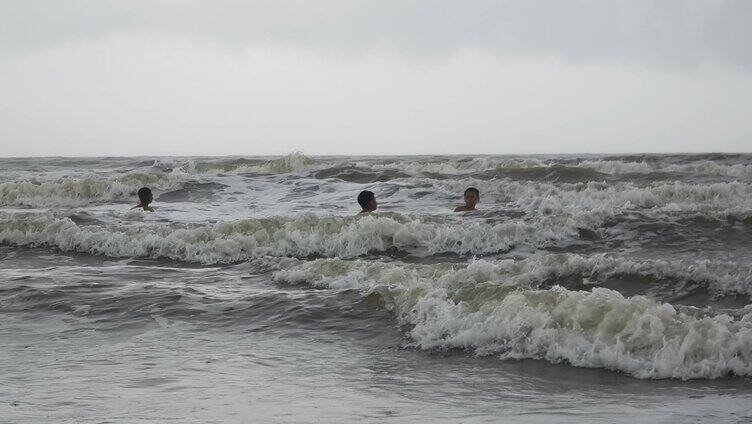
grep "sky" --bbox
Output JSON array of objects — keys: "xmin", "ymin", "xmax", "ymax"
[{"xmin": 1, "ymin": 0, "xmax": 750, "ymax": 157}]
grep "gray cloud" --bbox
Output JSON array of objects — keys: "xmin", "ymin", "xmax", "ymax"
[
  {"xmin": 1, "ymin": 1, "xmax": 750, "ymax": 156},
  {"xmin": 2, "ymin": 0, "xmax": 751, "ymax": 67}
]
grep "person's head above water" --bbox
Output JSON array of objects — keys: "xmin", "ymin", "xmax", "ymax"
[
  {"xmin": 357, "ymin": 190, "xmax": 377, "ymax": 213},
  {"xmin": 138, "ymin": 187, "xmax": 153, "ymax": 204},
  {"xmin": 454, "ymin": 187, "xmax": 479, "ymax": 212},
  {"xmin": 464, "ymin": 187, "xmax": 480, "ymax": 206},
  {"xmin": 133, "ymin": 187, "xmax": 155, "ymax": 212}
]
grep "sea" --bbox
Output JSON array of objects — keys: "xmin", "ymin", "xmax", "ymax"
[{"xmin": 1, "ymin": 153, "xmax": 751, "ymax": 423}]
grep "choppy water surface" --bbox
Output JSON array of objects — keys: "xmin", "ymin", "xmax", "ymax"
[{"xmin": 1, "ymin": 153, "xmax": 752, "ymax": 423}]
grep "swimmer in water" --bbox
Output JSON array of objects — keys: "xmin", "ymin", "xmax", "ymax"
[
  {"xmin": 454, "ymin": 187, "xmax": 479, "ymax": 212},
  {"xmin": 131, "ymin": 187, "xmax": 155, "ymax": 212},
  {"xmin": 357, "ymin": 190, "xmax": 377, "ymax": 214}
]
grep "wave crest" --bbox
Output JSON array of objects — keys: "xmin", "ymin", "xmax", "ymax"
[
  {"xmin": 579, "ymin": 159, "xmax": 752, "ymax": 179},
  {"xmin": 0, "ymin": 212, "xmax": 580, "ymax": 263},
  {"xmin": 433, "ymin": 179, "xmax": 752, "ymax": 224},
  {"xmin": 357, "ymin": 157, "xmax": 752, "ymax": 180},
  {"xmin": 168, "ymin": 152, "xmax": 319, "ymax": 175},
  {"xmin": 0, "ymin": 172, "xmax": 180, "ymax": 207},
  {"xmin": 271, "ymin": 255, "xmax": 752, "ymax": 379}
]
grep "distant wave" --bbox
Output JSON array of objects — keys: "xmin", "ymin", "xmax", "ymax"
[
  {"xmin": 361, "ymin": 157, "xmax": 550, "ymax": 175},
  {"xmin": 579, "ymin": 159, "xmax": 752, "ymax": 179},
  {"xmin": 158, "ymin": 152, "xmax": 320, "ymax": 175},
  {"xmin": 272, "ymin": 255, "xmax": 752, "ymax": 379},
  {"xmin": 145, "ymin": 153, "xmax": 752, "ymax": 181},
  {"xmin": 356, "ymin": 157, "xmax": 752, "ymax": 180}
]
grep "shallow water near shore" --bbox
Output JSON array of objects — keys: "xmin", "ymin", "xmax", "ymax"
[{"xmin": 1, "ymin": 153, "xmax": 752, "ymax": 423}]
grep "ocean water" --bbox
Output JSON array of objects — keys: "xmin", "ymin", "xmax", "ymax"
[{"xmin": 1, "ymin": 153, "xmax": 752, "ymax": 423}]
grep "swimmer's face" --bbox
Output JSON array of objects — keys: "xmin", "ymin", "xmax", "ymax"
[
  {"xmin": 370, "ymin": 198, "xmax": 378, "ymax": 210},
  {"xmin": 464, "ymin": 191, "xmax": 478, "ymax": 208}
]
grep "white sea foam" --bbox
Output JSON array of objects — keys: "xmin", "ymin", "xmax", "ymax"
[
  {"xmin": 0, "ymin": 172, "xmax": 181, "ymax": 207},
  {"xmin": 271, "ymin": 255, "xmax": 752, "ymax": 379},
  {"xmin": 0, "ymin": 212, "xmax": 578, "ymax": 263}
]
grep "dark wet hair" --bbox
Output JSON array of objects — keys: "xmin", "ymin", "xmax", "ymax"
[
  {"xmin": 357, "ymin": 190, "xmax": 375, "ymax": 209},
  {"xmin": 464, "ymin": 187, "xmax": 480, "ymax": 199},
  {"xmin": 137, "ymin": 187, "xmax": 153, "ymax": 203}
]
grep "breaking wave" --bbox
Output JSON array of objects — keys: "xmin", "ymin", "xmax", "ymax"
[
  {"xmin": 579, "ymin": 160, "xmax": 752, "ymax": 179},
  {"xmin": 433, "ymin": 179, "xmax": 752, "ymax": 223},
  {"xmin": 161, "ymin": 152, "xmax": 320, "ymax": 175},
  {"xmin": 271, "ymin": 255, "xmax": 752, "ymax": 379},
  {"xmin": 0, "ymin": 212, "xmax": 581, "ymax": 263},
  {"xmin": 146, "ymin": 153, "xmax": 752, "ymax": 181},
  {"xmin": 352, "ymin": 157, "xmax": 752, "ymax": 180},
  {"xmin": 361, "ymin": 157, "xmax": 550, "ymax": 175},
  {"xmin": 0, "ymin": 172, "xmax": 181, "ymax": 207}
]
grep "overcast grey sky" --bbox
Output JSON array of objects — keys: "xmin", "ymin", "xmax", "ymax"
[{"xmin": 1, "ymin": 0, "xmax": 750, "ymax": 156}]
